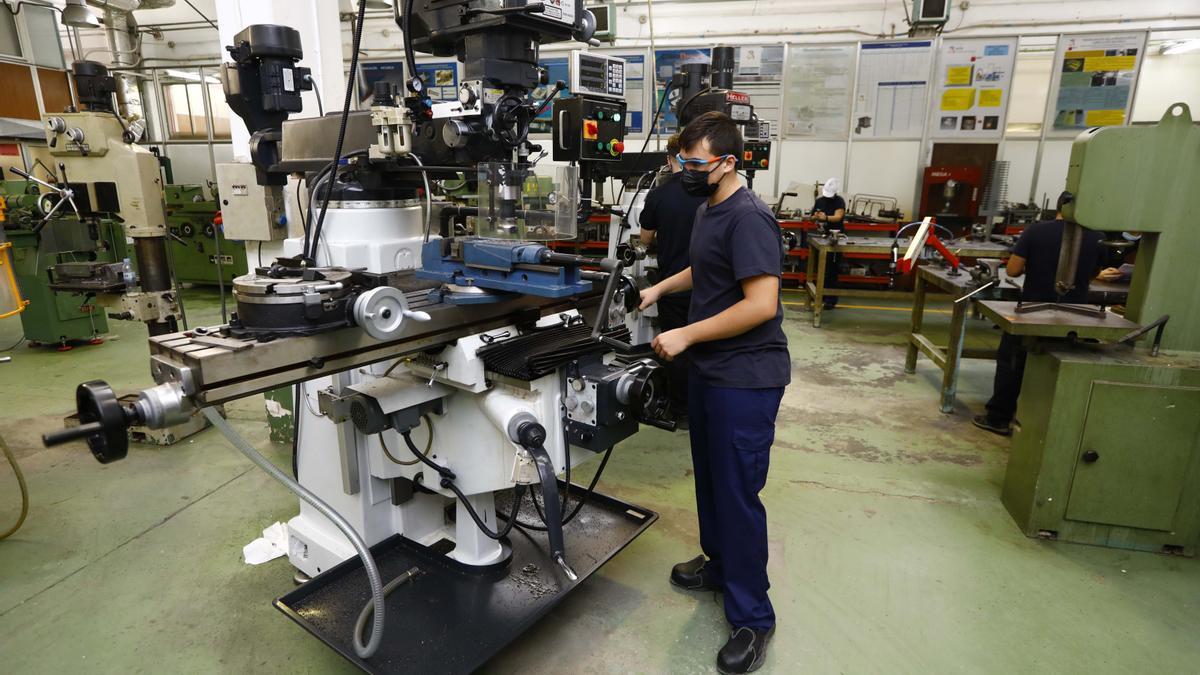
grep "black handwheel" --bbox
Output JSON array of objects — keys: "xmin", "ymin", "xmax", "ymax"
[
  {"xmin": 617, "ymin": 275, "xmax": 640, "ymax": 312},
  {"xmin": 41, "ymin": 381, "xmax": 136, "ymax": 463}
]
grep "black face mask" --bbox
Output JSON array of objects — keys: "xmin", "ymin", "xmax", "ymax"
[{"xmin": 680, "ymin": 165, "xmax": 721, "ymax": 197}]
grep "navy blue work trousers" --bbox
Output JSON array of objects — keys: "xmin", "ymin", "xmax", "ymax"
[{"xmin": 687, "ymin": 370, "xmax": 783, "ymax": 630}]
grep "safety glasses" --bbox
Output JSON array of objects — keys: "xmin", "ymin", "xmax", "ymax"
[{"xmin": 674, "ymin": 153, "xmax": 734, "ymax": 168}]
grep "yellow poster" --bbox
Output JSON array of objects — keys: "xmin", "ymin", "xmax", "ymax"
[
  {"xmin": 1085, "ymin": 109, "xmax": 1126, "ymax": 126},
  {"xmin": 940, "ymin": 88, "xmax": 976, "ymax": 111},
  {"xmin": 1082, "ymin": 55, "xmax": 1137, "ymax": 72},
  {"xmin": 978, "ymin": 89, "xmax": 1003, "ymax": 107},
  {"xmin": 945, "ymin": 66, "xmax": 972, "ymax": 86},
  {"xmin": 1064, "ymin": 50, "xmax": 1104, "ymax": 58}
]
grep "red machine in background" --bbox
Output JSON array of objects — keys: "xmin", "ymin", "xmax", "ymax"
[{"xmin": 919, "ymin": 166, "xmax": 982, "ymax": 232}]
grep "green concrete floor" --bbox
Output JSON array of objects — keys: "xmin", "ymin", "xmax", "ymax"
[{"xmin": 1, "ymin": 287, "xmax": 1197, "ymax": 674}]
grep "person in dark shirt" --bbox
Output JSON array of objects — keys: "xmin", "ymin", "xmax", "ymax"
[
  {"xmin": 639, "ymin": 133, "xmax": 707, "ymax": 419},
  {"xmin": 973, "ymin": 192, "xmax": 1104, "ymax": 436},
  {"xmin": 638, "ymin": 112, "xmax": 790, "ymax": 674},
  {"xmin": 812, "ymin": 177, "xmax": 846, "ymax": 309}
]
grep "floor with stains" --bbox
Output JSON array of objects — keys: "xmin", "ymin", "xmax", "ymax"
[{"xmin": 1, "ymin": 287, "xmax": 1197, "ymax": 673}]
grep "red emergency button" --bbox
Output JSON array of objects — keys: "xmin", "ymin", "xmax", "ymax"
[
  {"xmin": 583, "ymin": 120, "xmax": 598, "ymax": 140},
  {"xmin": 759, "ymin": 159, "xmax": 768, "ymax": 168},
  {"xmin": 609, "ymin": 140, "xmax": 625, "ymax": 156}
]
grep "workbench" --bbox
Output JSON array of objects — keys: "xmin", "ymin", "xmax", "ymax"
[
  {"xmin": 905, "ymin": 265, "xmax": 1020, "ymax": 413},
  {"xmin": 803, "ymin": 235, "xmax": 1010, "ymax": 327}
]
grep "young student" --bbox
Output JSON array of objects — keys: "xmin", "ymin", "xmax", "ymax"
[
  {"xmin": 638, "ymin": 111, "xmax": 790, "ymax": 674},
  {"xmin": 639, "ymin": 133, "xmax": 708, "ymax": 422}
]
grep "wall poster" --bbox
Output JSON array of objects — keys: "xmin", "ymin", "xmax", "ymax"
[
  {"xmin": 930, "ymin": 37, "xmax": 1017, "ymax": 138},
  {"xmin": 1049, "ymin": 32, "xmax": 1147, "ymax": 131},
  {"xmin": 783, "ymin": 43, "xmax": 855, "ymax": 138},
  {"xmin": 852, "ymin": 40, "xmax": 933, "ymax": 138}
]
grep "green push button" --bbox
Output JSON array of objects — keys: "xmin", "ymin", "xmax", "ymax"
[{"xmin": 613, "ymin": 112, "xmax": 622, "ymax": 122}]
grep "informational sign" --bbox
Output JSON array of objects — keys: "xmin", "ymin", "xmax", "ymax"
[
  {"xmin": 414, "ymin": 61, "xmax": 459, "ymax": 101},
  {"xmin": 783, "ymin": 43, "xmax": 855, "ymax": 138},
  {"xmin": 619, "ymin": 53, "xmax": 646, "ymax": 134},
  {"xmin": 734, "ymin": 45, "xmax": 784, "ymax": 83},
  {"xmin": 653, "ymin": 48, "xmax": 712, "ymax": 134},
  {"xmin": 359, "ymin": 60, "xmax": 458, "ymax": 103},
  {"xmin": 930, "ymin": 37, "xmax": 1017, "ymax": 138},
  {"xmin": 852, "ymin": 40, "xmax": 933, "ymax": 138},
  {"xmin": 1049, "ymin": 32, "xmax": 1147, "ymax": 131}
]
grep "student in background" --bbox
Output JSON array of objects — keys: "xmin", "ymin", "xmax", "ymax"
[
  {"xmin": 812, "ymin": 177, "xmax": 845, "ymax": 309},
  {"xmin": 640, "ymin": 133, "xmax": 708, "ymax": 422}
]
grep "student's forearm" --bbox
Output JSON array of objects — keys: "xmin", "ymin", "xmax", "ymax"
[
  {"xmin": 682, "ymin": 295, "xmax": 775, "ymax": 345},
  {"xmin": 640, "ymin": 229, "xmax": 656, "ymax": 246},
  {"xmin": 656, "ymin": 267, "xmax": 693, "ymax": 295}
]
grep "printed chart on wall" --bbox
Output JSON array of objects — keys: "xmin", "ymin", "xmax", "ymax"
[
  {"xmin": 1051, "ymin": 32, "xmax": 1146, "ymax": 132},
  {"xmin": 931, "ymin": 38, "xmax": 1017, "ymax": 138},
  {"xmin": 852, "ymin": 40, "xmax": 933, "ymax": 138},
  {"xmin": 653, "ymin": 48, "xmax": 712, "ymax": 134},
  {"xmin": 610, "ymin": 52, "xmax": 646, "ymax": 134},
  {"xmin": 783, "ymin": 44, "xmax": 855, "ymax": 138},
  {"xmin": 733, "ymin": 45, "xmax": 784, "ymax": 82}
]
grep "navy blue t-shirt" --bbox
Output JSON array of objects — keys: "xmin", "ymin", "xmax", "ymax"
[
  {"xmin": 688, "ymin": 188, "xmax": 791, "ymax": 389},
  {"xmin": 1013, "ymin": 219, "xmax": 1103, "ymax": 303}
]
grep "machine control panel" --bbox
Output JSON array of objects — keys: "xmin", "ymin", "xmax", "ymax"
[
  {"xmin": 741, "ymin": 141, "xmax": 771, "ymax": 170},
  {"xmin": 570, "ymin": 51, "xmax": 626, "ymax": 100},
  {"xmin": 552, "ymin": 96, "xmax": 628, "ymax": 162}
]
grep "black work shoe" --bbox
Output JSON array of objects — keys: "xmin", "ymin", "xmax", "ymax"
[
  {"xmin": 972, "ymin": 414, "xmax": 1012, "ymax": 436},
  {"xmin": 717, "ymin": 626, "xmax": 775, "ymax": 674},
  {"xmin": 669, "ymin": 555, "xmax": 719, "ymax": 591}
]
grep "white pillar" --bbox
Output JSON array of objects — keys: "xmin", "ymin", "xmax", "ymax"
[{"xmin": 212, "ymin": 0, "xmax": 345, "ymax": 162}]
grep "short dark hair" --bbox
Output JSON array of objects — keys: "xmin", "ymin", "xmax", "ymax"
[
  {"xmin": 666, "ymin": 133, "xmax": 682, "ymax": 156},
  {"xmin": 678, "ymin": 111, "xmax": 743, "ymax": 161}
]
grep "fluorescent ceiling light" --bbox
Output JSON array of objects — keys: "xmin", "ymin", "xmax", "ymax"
[{"xmin": 1162, "ymin": 39, "xmax": 1200, "ymax": 56}]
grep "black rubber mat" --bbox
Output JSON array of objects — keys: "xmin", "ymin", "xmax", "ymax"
[{"xmin": 275, "ymin": 485, "xmax": 657, "ymax": 673}]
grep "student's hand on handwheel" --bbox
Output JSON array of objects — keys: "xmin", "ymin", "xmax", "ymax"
[
  {"xmin": 652, "ymin": 328, "xmax": 691, "ymax": 361},
  {"xmin": 638, "ymin": 285, "xmax": 661, "ymax": 311},
  {"xmin": 1097, "ymin": 267, "xmax": 1123, "ymax": 282}
]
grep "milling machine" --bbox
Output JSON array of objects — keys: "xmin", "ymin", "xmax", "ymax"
[
  {"xmin": 43, "ymin": 5, "xmax": 672, "ymax": 673},
  {"xmin": 0, "ymin": 178, "xmax": 126, "ymax": 348},
  {"xmin": 30, "ymin": 61, "xmax": 182, "ymax": 338},
  {"xmin": 977, "ymin": 103, "xmax": 1200, "ymax": 555}
]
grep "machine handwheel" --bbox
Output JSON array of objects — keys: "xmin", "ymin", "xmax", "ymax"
[{"xmin": 41, "ymin": 381, "xmax": 134, "ymax": 463}]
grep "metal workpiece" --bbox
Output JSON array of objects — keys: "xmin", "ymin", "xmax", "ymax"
[{"xmin": 975, "ymin": 300, "xmax": 1140, "ymax": 342}]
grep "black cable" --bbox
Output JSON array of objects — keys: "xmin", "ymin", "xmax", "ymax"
[
  {"xmin": 306, "ymin": 74, "xmax": 324, "ymax": 117},
  {"xmin": 307, "ymin": 0, "xmax": 368, "ymax": 262},
  {"xmin": 402, "ymin": 0, "xmax": 417, "ymax": 84},
  {"xmin": 0, "ymin": 337, "xmax": 25, "ymax": 352},
  {"xmin": 402, "ymin": 431, "xmax": 524, "ymax": 541},
  {"xmin": 617, "ymin": 82, "xmax": 673, "ymax": 206},
  {"xmin": 290, "ymin": 383, "xmax": 301, "ymax": 480},
  {"xmin": 510, "ymin": 445, "xmax": 614, "ymax": 531}
]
